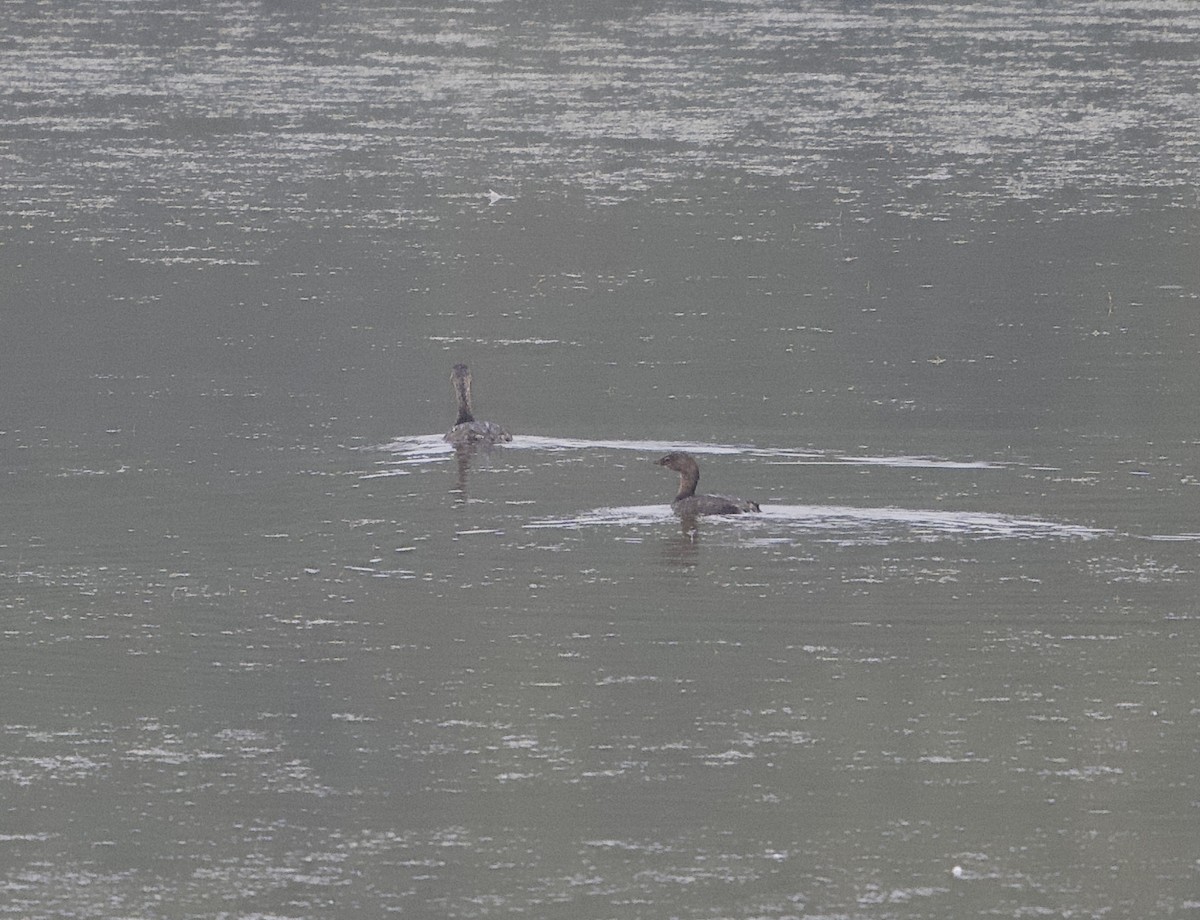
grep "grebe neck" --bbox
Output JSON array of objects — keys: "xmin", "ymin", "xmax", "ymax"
[
  {"xmin": 674, "ymin": 465, "xmax": 699, "ymax": 501},
  {"xmin": 451, "ymin": 364, "xmax": 475, "ymax": 425}
]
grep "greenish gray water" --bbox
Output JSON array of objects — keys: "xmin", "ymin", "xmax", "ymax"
[{"xmin": 2, "ymin": 2, "xmax": 1198, "ymax": 918}]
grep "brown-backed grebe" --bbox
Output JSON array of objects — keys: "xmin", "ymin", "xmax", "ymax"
[
  {"xmin": 656, "ymin": 451, "xmax": 759, "ymax": 515},
  {"xmin": 443, "ymin": 363, "xmax": 512, "ymax": 445}
]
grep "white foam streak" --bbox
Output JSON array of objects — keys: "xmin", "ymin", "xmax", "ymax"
[
  {"xmin": 373, "ymin": 434, "xmax": 1000, "ymax": 469},
  {"xmin": 755, "ymin": 504, "xmax": 1105, "ymax": 541},
  {"xmin": 525, "ymin": 505, "xmax": 673, "ymax": 529},
  {"xmin": 526, "ymin": 503, "xmax": 1106, "ymax": 543}
]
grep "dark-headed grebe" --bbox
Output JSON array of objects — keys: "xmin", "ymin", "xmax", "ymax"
[
  {"xmin": 444, "ymin": 363, "xmax": 512, "ymax": 445},
  {"xmin": 656, "ymin": 451, "xmax": 759, "ymax": 515}
]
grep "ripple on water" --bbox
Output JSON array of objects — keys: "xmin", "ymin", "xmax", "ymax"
[
  {"xmin": 373, "ymin": 434, "xmax": 1003, "ymax": 467},
  {"xmin": 364, "ymin": 435, "xmax": 1100, "ymax": 544},
  {"xmin": 4, "ymin": 0, "xmax": 1196, "ymax": 274},
  {"xmin": 526, "ymin": 502, "xmax": 1105, "ymax": 546}
]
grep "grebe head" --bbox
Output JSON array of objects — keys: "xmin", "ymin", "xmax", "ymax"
[{"xmin": 656, "ymin": 451, "xmax": 698, "ymax": 474}]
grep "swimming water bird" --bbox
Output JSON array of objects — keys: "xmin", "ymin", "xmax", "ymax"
[
  {"xmin": 656, "ymin": 451, "xmax": 759, "ymax": 516},
  {"xmin": 443, "ymin": 363, "xmax": 512, "ymax": 446}
]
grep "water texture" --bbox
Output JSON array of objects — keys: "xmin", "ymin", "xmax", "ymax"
[{"xmin": 1, "ymin": 1, "xmax": 1198, "ymax": 918}]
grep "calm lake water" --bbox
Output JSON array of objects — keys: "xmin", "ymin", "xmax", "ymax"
[{"xmin": 2, "ymin": 1, "xmax": 1198, "ymax": 917}]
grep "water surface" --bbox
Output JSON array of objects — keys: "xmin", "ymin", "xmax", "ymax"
[{"xmin": 2, "ymin": 1, "xmax": 1198, "ymax": 918}]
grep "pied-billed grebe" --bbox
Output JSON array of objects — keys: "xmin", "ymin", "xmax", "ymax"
[
  {"xmin": 656, "ymin": 451, "xmax": 760, "ymax": 515},
  {"xmin": 443, "ymin": 363, "xmax": 512, "ymax": 445}
]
